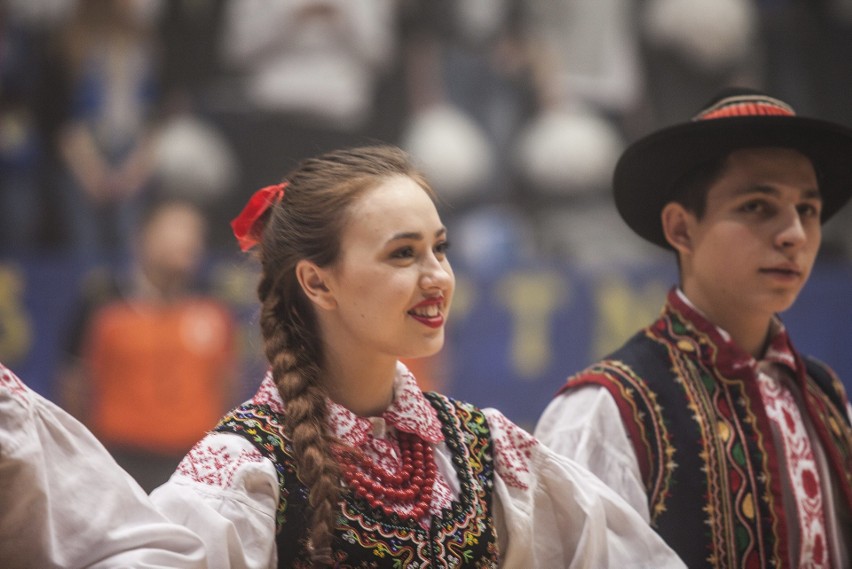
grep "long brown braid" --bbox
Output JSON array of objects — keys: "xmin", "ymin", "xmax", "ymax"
[{"xmin": 254, "ymin": 146, "xmax": 434, "ymax": 566}]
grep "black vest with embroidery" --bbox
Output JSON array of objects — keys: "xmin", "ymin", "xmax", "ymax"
[
  {"xmin": 214, "ymin": 391, "xmax": 498, "ymax": 568},
  {"xmin": 560, "ymin": 295, "xmax": 852, "ymax": 569}
]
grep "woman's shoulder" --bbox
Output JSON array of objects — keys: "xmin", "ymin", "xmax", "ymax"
[
  {"xmin": 151, "ymin": 430, "xmax": 280, "ymax": 567},
  {"xmin": 421, "ymin": 393, "xmax": 541, "ymax": 492}
]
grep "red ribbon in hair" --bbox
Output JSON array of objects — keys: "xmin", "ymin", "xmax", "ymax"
[{"xmin": 230, "ymin": 183, "xmax": 287, "ymax": 251}]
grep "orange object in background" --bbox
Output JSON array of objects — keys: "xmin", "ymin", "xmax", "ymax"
[{"xmin": 86, "ymin": 298, "xmax": 236, "ymax": 455}]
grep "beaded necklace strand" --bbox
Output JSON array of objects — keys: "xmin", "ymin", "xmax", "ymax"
[{"xmin": 335, "ymin": 430, "xmax": 437, "ymax": 521}]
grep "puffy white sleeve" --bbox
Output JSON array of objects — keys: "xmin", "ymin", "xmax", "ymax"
[
  {"xmin": 149, "ymin": 432, "xmax": 281, "ymax": 569},
  {"xmin": 0, "ymin": 366, "xmax": 206, "ymax": 569},
  {"xmin": 484, "ymin": 408, "xmax": 684, "ymax": 569},
  {"xmin": 534, "ymin": 385, "xmax": 649, "ymax": 521}
]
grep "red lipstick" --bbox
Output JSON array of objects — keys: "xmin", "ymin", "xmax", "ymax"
[{"xmin": 408, "ymin": 297, "xmax": 445, "ymax": 328}]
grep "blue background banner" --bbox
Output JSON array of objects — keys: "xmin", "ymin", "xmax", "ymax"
[{"xmin": 2, "ymin": 256, "xmax": 851, "ymax": 431}]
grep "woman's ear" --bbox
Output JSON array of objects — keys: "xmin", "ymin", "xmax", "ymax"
[
  {"xmin": 661, "ymin": 202, "xmax": 695, "ymax": 255},
  {"xmin": 295, "ymin": 260, "xmax": 336, "ymax": 310}
]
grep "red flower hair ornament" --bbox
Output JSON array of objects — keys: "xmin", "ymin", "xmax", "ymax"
[{"xmin": 230, "ymin": 183, "xmax": 287, "ymax": 252}]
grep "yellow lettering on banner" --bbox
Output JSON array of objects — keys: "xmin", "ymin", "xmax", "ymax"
[
  {"xmin": 495, "ymin": 271, "xmax": 568, "ymax": 380},
  {"xmin": 592, "ymin": 276, "xmax": 667, "ymax": 359},
  {"xmin": 0, "ymin": 264, "xmax": 32, "ymax": 364}
]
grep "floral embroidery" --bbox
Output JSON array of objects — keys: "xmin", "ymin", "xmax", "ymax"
[
  {"xmin": 0, "ymin": 365, "xmax": 27, "ymax": 399},
  {"xmin": 483, "ymin": 411, "xmax": 536, "ymax": 491},
  {"xmin": 327, "ymin": 400, "xmax": 372, "ymax": 446},
  {"xmin": 382, "ymin": 367, "xmax": 445, "ymax": 443},
  {"xmin": 327, "ymin": 365, "xmax": 445, "ymax": 445},
  {"xmin": 757, "ymin": 369, "xmax": 829, "ymax": 568},
  {"xmin": 176, "ymin": 441, "xmax": 264, "ymax": 488}
]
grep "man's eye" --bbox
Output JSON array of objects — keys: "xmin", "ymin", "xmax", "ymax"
[
  {"xmin": 798, "ymin": 203, "xmax": 820, "ymax": 217},
  {"xmin": 741, "ymin": 201, "xmax": 765, "ymax": 213}
]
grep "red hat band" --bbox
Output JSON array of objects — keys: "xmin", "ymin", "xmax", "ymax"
[
  {"xmin": 613, "ymin": 87, "xmax": 852, "ymax": 248},
  {"xmin": 694, "ymin": 94, "xmax": 796, "ymax": 122}
]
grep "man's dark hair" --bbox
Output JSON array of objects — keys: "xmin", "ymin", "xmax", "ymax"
[
  {"xmin": 668, "ymin": 154, "xmax": 729, "ymax": 219},
  {"xmin": 666, "ymin": 154, "xmax": 729, "ymax": 276}
]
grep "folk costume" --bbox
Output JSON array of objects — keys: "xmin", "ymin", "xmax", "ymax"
[
  {"xmin": 0, "ymin": 363, "xmax": 206, "ymax": 568},
  {"xmin": 537, "ymin": 289, "xmax": 852, "ymax": 568},
  {"xmin": 536, "ymin": 88, "xmax": 852, "ymax": 568},
  {"xmin": 151, "ymin": 362, "xmax": 686, "ymax": 568}
]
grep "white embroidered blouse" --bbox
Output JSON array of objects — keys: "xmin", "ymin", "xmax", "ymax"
[{"xmin": 151, "ymin": 362, "xmax": 684, "ymax": 568}]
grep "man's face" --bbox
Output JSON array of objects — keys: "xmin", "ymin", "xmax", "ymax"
[{"xmin": 676, "ymin": 147, "xmax": 822, "ymax": 323}]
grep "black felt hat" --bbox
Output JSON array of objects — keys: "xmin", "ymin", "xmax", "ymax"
[{"xmin": 613, "ymin": 87, "xmax": 852, "ymax": 248}]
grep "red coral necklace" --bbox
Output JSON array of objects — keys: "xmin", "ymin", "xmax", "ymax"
[{"xmin": 336, "ymin": 430, "xmax": 437, "ymax": 521}]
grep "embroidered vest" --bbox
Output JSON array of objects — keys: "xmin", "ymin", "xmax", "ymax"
[
  {"xmin": 214, "ymin": 392, "xmax": 498, "ymax": 568},
  {"xmin": 560, "ymin": 297, "xmax": 852, "ymax": 569}
]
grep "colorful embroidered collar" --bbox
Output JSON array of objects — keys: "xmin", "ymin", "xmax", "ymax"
[
  {"xmin": 251, "ymin": 362, "xmax": 445, "ymax": 445},
  {"xmin": 669, "ymin": 288, "xmax": 798, "ymax": 376}
]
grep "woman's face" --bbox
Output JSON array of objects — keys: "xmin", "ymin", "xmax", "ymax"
[{"xmin": 315, "ymin": 175, "xmax": 454, "ymax": 363}]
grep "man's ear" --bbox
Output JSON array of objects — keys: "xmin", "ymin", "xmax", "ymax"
[
  {"xmin": 661, "ymin": 202, "xmax": 695, "ymax": 255},
  {"xmin": 295, "ymin": 259, "xmax": 336, "ymax": 310}
]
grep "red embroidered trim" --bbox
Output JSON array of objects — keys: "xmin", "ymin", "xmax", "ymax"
[
  {"xmin": 486, "ymin": 411, "xmax": 536, "ymax": 491},
  {"xmin": 177, "ymin": 440, "xmax": 264, "ymax": 488},
  {"xmin": 693, "ymin": 95, "xmax": 795, "ymax": 122},
  {"xmin": 230, "ymin": 183, "xmax": 287, "ymax": 252},
  {"xmin": 0, "ymin": 365, "xmax": 27, "ymax": 398},
  {"xmin": 757, "ymin": 372, "xmax": 829, "ymax": 568}
]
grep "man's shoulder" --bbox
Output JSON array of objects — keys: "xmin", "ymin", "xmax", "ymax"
[
  {"xmin": 566, "ymin": 327, "xmax": 672, "ymax": 384},
  {"xmin": 802, "ymin": 354, "xmax": 842, "ymax": 384},
  {"xmin": 801, "ymin": 355, "xmax": 850, "ymax": 414}
]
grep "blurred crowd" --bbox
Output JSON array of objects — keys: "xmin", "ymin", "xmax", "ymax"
[{"xmin": 3, "ymin": 0, "xmax": 852, "ymax": 268}]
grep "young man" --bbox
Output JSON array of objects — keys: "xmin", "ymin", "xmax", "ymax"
[{"xmin": 535, "ymin": 88, "xmax": 852, "ymax": 568}]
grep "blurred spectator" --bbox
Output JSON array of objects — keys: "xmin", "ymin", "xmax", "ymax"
[
  {"xmin": 208, "ymin": 0, "xmax": 405, "ymax": 226},
  {"xmin": 397, "ymin": 0, "xmax": 549, "ymax": 287},
  {"xmin": 759, "ymin": 0, "xmax": 852, "ymax": 260},
  {"xmin": 58, "ymin": 197, "xmax": 238, "ymax": 492},
  {"xmin": 156, "ymin": 0, "xmax": 228, "ymax": 111},
  {"xmin": 637, "ymin": 0, "xmax": 760, "ymax": 129},
  {"xmin": 521, "ymin": 0, "xmax": 643, "ymax": 119},
  {"xmin": 0, "ymin": 4, "xmax": 50, "ymax": 253},
  {"xmin": 759, "ymin": 0, "xmax": 852, "ymax": 126},
  {"xmin": 149, "ymin": 108, "xmax": 239, "ymax": 204},
  {"xmin": 220, "ymin": 0, "xmax": 397, "ymax": 129},
  {"xmin": 505, "ymin": 0, "xmax": 642, "ymax": 265},
  {"xmin": 50, "ymin": 0, "xmax": 164, "ymax": 258},
  {"xmin": 399, "ymin": 0, "xmax": 532, "ymax": 209}
]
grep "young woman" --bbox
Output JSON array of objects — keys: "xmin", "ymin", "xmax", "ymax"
[{"xmin": 151, "ymin": 145, "xmax": 684, "ymax": 568}]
